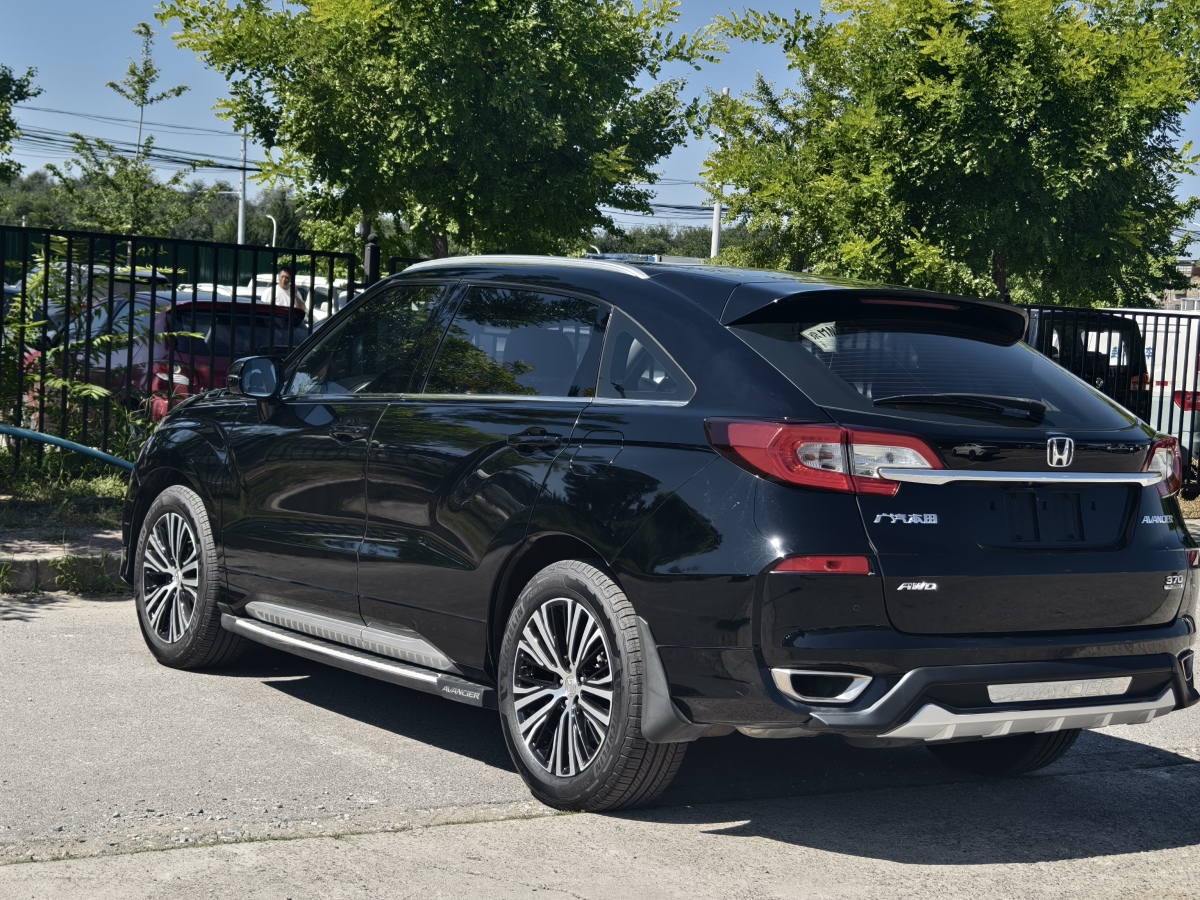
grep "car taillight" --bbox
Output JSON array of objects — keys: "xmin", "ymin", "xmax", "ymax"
[
  {"xmin": 153, "ymin": 362, "xmax": 194, "ymax": 394},
  {"xmin": 1144, "ymin": 437, "xmax": 1182, "ymax": 498},
  {"xmin": 1173, "ymin": 391, "xmax": 1200, "ymax": 411},
  {"xmin": 706, "ymin": 420, "xmax": 943, "ymax": 496}
]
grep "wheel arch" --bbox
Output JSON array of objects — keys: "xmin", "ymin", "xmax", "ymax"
[
  {"xmin": 487, "ymin": 532, "xmax": 614, "ymax": 675},
  {"xmin": 122, "ymin": 465, "xmax": 214, "ymax": 583}
]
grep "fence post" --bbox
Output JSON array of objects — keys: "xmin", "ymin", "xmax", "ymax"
[{"xmin": 363, "ymin": 233, "xmax": 380, "ymax": 287}]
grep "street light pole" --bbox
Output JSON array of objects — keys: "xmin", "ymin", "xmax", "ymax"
[
  {"xmin": 237, "ymin": 128, "xmax": 247, "ymax": 246},
  {"xmin": 711, "ymin": 87, "xmax": 729, "ymax": 259},
  {"xmin": 265, "ymin": 214, "xmax": 278, "ymax": 248}
]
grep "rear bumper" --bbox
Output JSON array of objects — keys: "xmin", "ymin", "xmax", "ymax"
[{"xmin": 658, "ymin": 620, "xmax": 1198, "ymax": 740}]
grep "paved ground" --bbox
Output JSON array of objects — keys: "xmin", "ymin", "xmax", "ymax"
[{"xmin": 2, "ymin": 592, "xmax": 1199, "ymax": 898}]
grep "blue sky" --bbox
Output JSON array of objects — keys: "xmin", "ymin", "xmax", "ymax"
[{"xmin": 6, "ymin": 0, "xmax": 1198, "ymax": 248}]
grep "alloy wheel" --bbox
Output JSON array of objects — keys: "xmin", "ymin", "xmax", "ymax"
[
  {"xmin": 140, "ymin": 512, "xmax": 200, "ymax": 643},
  {"xmin": 512, "ymin": 596, "xmax": 614, "ymax": 777}
]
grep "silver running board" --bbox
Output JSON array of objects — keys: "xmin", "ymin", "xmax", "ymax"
[
  {"xmin": 244, "ymin": 600, "xmax": 460, "ymax": 674},
  {"xmin": 221, "ymin": 614, "xmax": 496, "ymax": 709},
  {"xmin": 880, "ymin": 688, "xmax": 1176, "ymax": 742}
]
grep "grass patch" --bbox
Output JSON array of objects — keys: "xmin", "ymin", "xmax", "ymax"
[
  {"xmin": 0, "ymin": 450, "xmax": 126, "ymax": 532},
  {"xmin": 48, "ymin": 553, "xmax": 123, "ymax": 594}
]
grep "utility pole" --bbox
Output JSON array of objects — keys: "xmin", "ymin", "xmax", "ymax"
[
  {"xmin": 237, "ymin": 128, "xmax": 247, "ymax": 246},
  {"xmin": 710, "ymin": 87, "xmax": 729, "ymax": 259}
]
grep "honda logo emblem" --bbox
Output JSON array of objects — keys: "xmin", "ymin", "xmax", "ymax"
[{"xmin": 1047, "ymin": 436, "xmax": 1074, "ymax": 468}]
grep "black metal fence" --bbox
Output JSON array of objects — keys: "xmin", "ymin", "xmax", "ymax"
[
  {"xmin": 1, "ymin": 225, "xmax": 359, "ymax": 466},
  {"xmin": 1025, "ymin": 305, "xmax": 1200, "ymax": 492},
  {"xmin": 6, "ymin": 231, "xmax": 1200, "ymax": 493}
]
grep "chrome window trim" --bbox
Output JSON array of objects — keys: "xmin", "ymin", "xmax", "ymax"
[
  {"xmin": 592, "ymin": 397, "xmax": 690, "ymax": 408},
  {"xmin": 878, "ymin": 467, "xmax": 1162, "ymax": 487},
  {"xmin": 406, "ymin": 393, "xmax": 593, "ymax": 404},
  {"xmin": 404, "ymin": 255, "xmax": 651, "ymax": 280}
]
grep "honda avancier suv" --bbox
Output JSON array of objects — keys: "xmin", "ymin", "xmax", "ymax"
[{"xmin": 122, "ymin": 256, "xmax": 1199, "ymax": 811}]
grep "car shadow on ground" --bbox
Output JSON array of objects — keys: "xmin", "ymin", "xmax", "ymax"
[
  {"xmin": 216, "ymin": 644, "xmax": 516, "ymax": 772},
  {"xmin": 208, "ymin": 643, "xmax": 1200, "ymax": 865},
  {"xmin": 638, "ymin": 729, "xmax": 1200, "ymax": 864}
]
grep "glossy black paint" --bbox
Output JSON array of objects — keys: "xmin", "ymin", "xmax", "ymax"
[
  {"xmin": 123, "ymin": 260, "xmax": 1200, "ymax": 735},
  {"xmin": 221, "ymin": 398, "xmax": 383, "ymax": 620}
]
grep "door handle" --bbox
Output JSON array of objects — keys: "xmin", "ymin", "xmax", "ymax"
[
  {"xmin": 329, "ymin": 422, "xmax": 370, "ymax": 443},
  {"xmin": 507, "ymin": 430, "xmax": 562, "ymax": 450}
]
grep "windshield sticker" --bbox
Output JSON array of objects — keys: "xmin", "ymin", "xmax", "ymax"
[{"xmin": 800, "ymin": 322, "xmax": 838, "ymax": 352}]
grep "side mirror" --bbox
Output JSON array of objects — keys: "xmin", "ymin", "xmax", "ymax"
[{"xmin": 227, "ymin": 356, "xmax": 282, "ymax": 399}]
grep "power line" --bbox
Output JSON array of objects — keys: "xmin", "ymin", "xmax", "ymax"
[
  {"xmin": 13, "ymin": 125, "xmax": 267, "ymax": 173},
  {"xmin": 16, "ymin": 104, "xmax": 236, "ymax": 137}
]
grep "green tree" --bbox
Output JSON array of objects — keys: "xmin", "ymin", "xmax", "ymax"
[
  {"xmin": 0, "ymin": 64, "xmax": 40, "ymax": 185},
  {"xmin": 592, "ymin": 222, "xmax": 750, "ymax": 257},
  {"xmin": 708, "ymin": 0, "xmax": 1200, "ymax": 306},
  {"xmin": 47, "ymin": 23, "xmax": 209, "ymax": 238},
  {"xmin": 0, "ymin": 170, "xmax": 77, "ymax": 228},
  {"xmin": 158, "ymin": 0, "xmax": 723, "ymax": 257}
]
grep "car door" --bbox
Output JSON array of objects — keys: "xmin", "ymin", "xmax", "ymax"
[
  {"xmin": 359, "ymin": 284, "xmax": 608, "ymax": 674},
  {"xmin": 220, "ymin": 281, "xmax": 454, "ymax": 621}
]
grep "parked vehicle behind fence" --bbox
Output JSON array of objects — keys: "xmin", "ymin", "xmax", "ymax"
[
  {"xmin": 52, "ymin": 291, "xmax": 308, "ymax": 421},
  {"xmin": 122, "ymin": 256, "xmax": 1198, "ymax": 812},
  {"xmin": 1027, "ymin": 308, "xmax": 1200, "ymax": 489}
]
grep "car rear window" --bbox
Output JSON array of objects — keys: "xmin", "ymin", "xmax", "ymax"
[
  {"xmin": 731, "ymin": 312, "xmax": 1132, "ymax": 430},
  {"xmin": 169, "ymin": 309, "xmax": 308, "ymax": 358}
]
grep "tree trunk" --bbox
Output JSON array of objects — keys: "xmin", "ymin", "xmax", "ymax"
[
  {"xmin": 432, "ymin": 234, "xmax": 449, "ymax": 259},
  {"xmin": 990, "ymin": 249, "xmax": 1009, "ymax": 303}
]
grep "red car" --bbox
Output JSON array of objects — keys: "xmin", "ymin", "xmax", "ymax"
[{"xmin": 48, "ymin": 292, "xmax": 310, "ymax": 421}]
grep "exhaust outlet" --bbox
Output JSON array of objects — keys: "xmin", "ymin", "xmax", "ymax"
[{"xmin": 771, "ymin": 668, "xmax": 873, "ymax": 705}]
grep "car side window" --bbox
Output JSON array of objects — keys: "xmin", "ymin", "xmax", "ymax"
[
  {"xmin": 286, "ymin": 282, "xmax": 449, "ymax": 397},
  {"xmin": 597, "ymin": 310, "xmax": 695, "ymax": 402},
  {"xmin": 422, "ymin": 287, "xmax": 605, "ymax": 397}
]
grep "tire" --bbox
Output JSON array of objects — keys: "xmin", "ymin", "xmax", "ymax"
[
  {"xmin": 497, "ymin": 560, "xmax": 687, "ymax": 812},
  {"xmin": 134, "ymin": 484, "xmax": 245, "ymax": 669},
  {"xmin": 927, "ymin": 729, "xmax": 1081, "ymax": 777}
]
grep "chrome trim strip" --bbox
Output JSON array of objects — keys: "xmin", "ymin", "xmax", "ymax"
[
  {"xmin": 404, "ymin": 393, "xmax": 591, "ymax": 405},
  {"xmin": 771, "ymin": 668, "xmax": 873, "ymax": 705},
  {"xmin": 591, "ymin": 397, "xmax": 691, "ymax": 408},
  {"xmin": 987, "ymin": 676, "xmax": 1132, "ymax": 704},
  {"xmin": 244, "ymin": 601, "xmax": 460, "ymax": 674},
  {"xmin": 403, "ymin": 255, "xmax": 651, "ymax": 280},
  {"xmin": 878, "ymin": 467, "xmax": 1162, "ymax": 486},
  {"xmin": 880, "ymin": 688, "xmax": 1176, "ymax": 742}
]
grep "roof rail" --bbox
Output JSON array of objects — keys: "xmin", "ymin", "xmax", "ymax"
[{"xmin": 402, "ymin": 255, "xmax": 651, "ymax": 280}]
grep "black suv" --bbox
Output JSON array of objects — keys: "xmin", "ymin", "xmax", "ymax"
[{"xmin": 122, "ymin": 256, "xmax": 1199, "ymax": 811}]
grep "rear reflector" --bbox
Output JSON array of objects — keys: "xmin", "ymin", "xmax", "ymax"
[
  {"xmin": 706, "ymin": 420, "xmax": 943, "ymax": 496},
  {"xmin": 774, "ymin": 555, "xmax": 873, "ymax": 575}
]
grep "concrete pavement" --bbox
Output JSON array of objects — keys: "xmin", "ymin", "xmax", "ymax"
[{"xmin": 1, "ymin": 592, "xmax": 1199, "ymax": 897}]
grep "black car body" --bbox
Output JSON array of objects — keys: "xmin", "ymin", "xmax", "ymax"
[{"xmin": 122, "ymin": 256, "xmax": 1199, "ymax": 810}]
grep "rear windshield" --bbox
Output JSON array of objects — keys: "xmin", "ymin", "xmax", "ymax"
[
  {"xmin": 732, "ymin": 317, "xmax": 1132, "ymax": 430},
  {"xmin": 169, "ymin": 309, "xmax": 308, "ymax": 358}
]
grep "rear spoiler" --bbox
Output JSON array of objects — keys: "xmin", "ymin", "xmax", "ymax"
[{"xmin": 720, "ymin": 283, "xmax": 1028, "ymax": 345}]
